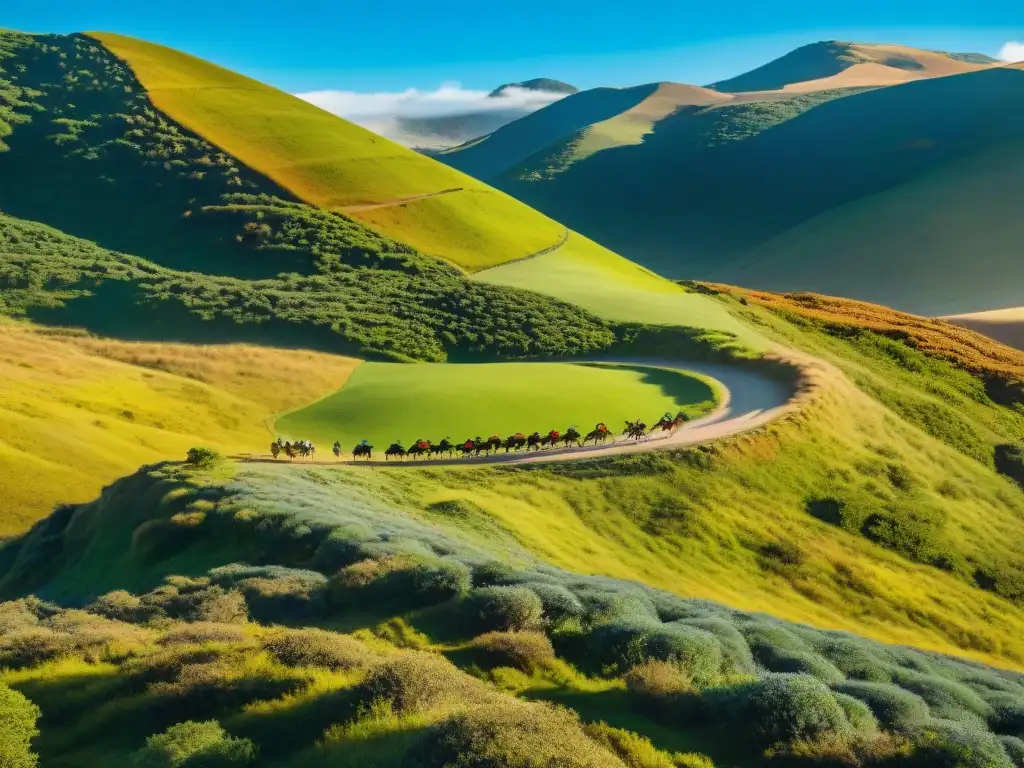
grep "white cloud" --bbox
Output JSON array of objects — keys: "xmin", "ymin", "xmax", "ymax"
[
  {"xmin": 294, "ymin": 83, "xmax": 568, "ymax": 143},
  {"xmin": 998, "ymin": 41, "xmax": 1024, "ymax": 62}
]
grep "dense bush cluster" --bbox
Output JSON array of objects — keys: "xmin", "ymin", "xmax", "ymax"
[{"xmin": 0, "ymin": 31, "xmax": 621, "ymax": 362}]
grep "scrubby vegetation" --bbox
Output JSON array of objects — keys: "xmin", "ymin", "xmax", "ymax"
[{"xmin": 2, "ymin": 456, "xmax": 1024, "ymax": 766}]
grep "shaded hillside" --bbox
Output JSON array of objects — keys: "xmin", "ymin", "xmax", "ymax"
[
  {"xmin": 439, "ymin": 83, "xmax": 662, "ymax": 179},
  {"xmin": 710, "ymin": 40, "xmax": 997, "ymax": 93},
  {"xmin": 489, "ymin": 66, "xmax": 1024, "ymax": 316}
]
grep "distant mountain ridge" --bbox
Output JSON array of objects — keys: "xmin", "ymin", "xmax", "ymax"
[{"xmin": 438, "ymin": 41, "xmax": 1024, "ymax": 317}]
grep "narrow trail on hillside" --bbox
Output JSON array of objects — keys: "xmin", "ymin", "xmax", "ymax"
[
  {"xmin": 338, "ymin": 187, "xmax": 464, "ymax": 213},
  {"xmin": 238, "ymin": 359, "xmax": 796, "ymax": 468}
]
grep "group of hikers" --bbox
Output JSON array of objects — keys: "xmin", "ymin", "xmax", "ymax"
[{"xmin": 269, "ymin": 412, "xmax": 691, "ymax": 462}]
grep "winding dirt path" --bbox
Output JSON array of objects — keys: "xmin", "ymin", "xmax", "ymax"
[{"xmin": 238, "ymin": 358, "xmax": 796, "ymax": 468}]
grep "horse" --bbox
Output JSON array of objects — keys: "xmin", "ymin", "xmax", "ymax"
[
  {"xmin": 430, "ymin": 438, "xmax": 455, "ymax": 458},
  {"xmin": 526, "ymin": 432, "xmax": 542, "ymax": 451},
  {"xmin": 284, "ymin": 442, "xmax": 298, "ymax": 459},
  {"xmin": 540, "ymin": 430, "xmax": 560, "ymax": 449},
  {"xmin": 333, "ymin": 441, "xmax": 342, "ymax": 458},
  {"xmin": 623, "ymin": 420, "xmax": 646, "ymax": 441},
  {"xmin": 270, "ymin": 442, "xmax": 281, "ymax": 459},
  {"xmin": 584, "ymin": 423, "xmax": 613, "ymax": 446},
  {"xmin": 562, "ymin": 427, "xmax": 582, "ymax": 448},
  {"xmin": 407, "ymin": 439, "xmax": 431, "ymax": 459},
  {"xmin": 296, "ymin": 441, "xmax": 315, "ymax": 458},
  {"xmin": 385, "ymin": 443, "xmax": 406, "ymax": 460},
  {"xmin": 503, "ymin": 433, "xmax": 527, "ymax": 453},
  {"xmin": 479, "ymin": 435, "xmax": 502, "ymax": 455},
  {"xmin": 458, "ymin": 439, "xmax": 477, "ymax": 457},
  {"xmin": 672, "ymin": 411, "xmax": 690, "ymax": 429},
  {"xmin": 353, "ymin": 443, "xmax": 373, "ymax": 460}
]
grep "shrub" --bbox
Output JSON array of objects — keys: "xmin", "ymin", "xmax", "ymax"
[
  {"xmin": 89, "ymin": 590, "xmax": 156, "ymax": 623},
  {"xmin": 891, "ymin": 669, "xmax": 992, "ymax": 727},
  {"xmin": 158, "ymin": 623, "xmax": 248, "ymax": 647},
  {"xmin": 410, "ymin": 559, "xmax": 472, "ymax": 604},
  {"xmin": 588, "ymin": 620, "xmax": 722, "ymax": 684},
  {"xmin": 148, "ymin": 660, "xmax": 308, "ymax": 719},
  {"xmin": 625, "ymin": 660, "xmax": 694, "ymax": 700},
  {"xmin": 986, "ymin": 691, "xmax": 1024, "ymax": 737},
  {"xmin": 903, "ymin": 720, "xmax": 1014, "ymax": 768},
  {"xmin": 0, "ymin": 600, "xmax": 41, "ymax": 634},
  {"xmin": 523, "ymin": 583, "xmax": 585, "ymax": 621},
  {"xmin": 262, "ymin": 629, "xmax": 373, "ymax": 671},
  {"xmin": 409, "ymin": 701, "xmax": 625, "ymax": 768},
  {"xmin": 584, "ymin": 721, "xmax": 688, "ymax": 768},
  {"xmin": 834, "ymin": 692, "xmax": 879, "ymax": 735},
  {"xmin": 465, "ymin": 586, "xmax": 544, "ymax": 632},
  {"xmin": 0, "ymin": 628, "xmax": 75, "ymax": 669},
  {"xmin": 834, "ymin": 681, "xmax": 930, "ymax": 731},
  {"xmin": 762, "ymin": 649, "xmax": 845, "ymax": 685},
  {"xmin": 0, "ymin": 684, "xmax": 40, "ymax": 768},
  {"xmin": 185, "ymin": 447, "xmax": 220, "ymax": 468},
  {"xmin": 1000, "ymin": 736, "xmax": 1024, "ymax": 768},
  {"xmin": 811, "ymin": 636, "xmax": 894, "ymax": 683},
  {"xmin": 708, "ymin": 673, "xmax": 852, "ymax": 749},
  {"xmin": 234, "ymin": 576, "xmax": 326, "ymax": 623},
  {"xmin": 679, "ymin": 617, "xmax": 755, "ymax": 675},
  {"xmin": 645, "ymin": 624, "xmax": 723, "ymax": 685},
  {"xmin": 355, "ymin": 651, "xmax": 488, "ymax": 715},
  {"xmin": 469, "ymin": 631, "xmax": 555, "ymax": 673},
  {"xmin": 127, "ymin": 719, "xmax": 256, "ymax": 766}
]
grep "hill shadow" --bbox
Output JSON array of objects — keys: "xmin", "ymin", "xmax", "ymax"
[
  {"xmin": 445, "ymin": 83, "xmax": 660, "ymax": 179},
  {"xmin": 574, "ymin": 362, "xmax": 716, "ymax": 406},
  {"xmin": 504, "ymin": 68, "xmax": 1024, "ymax": 278}
]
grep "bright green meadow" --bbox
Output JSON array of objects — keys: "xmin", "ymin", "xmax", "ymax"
[{"xmin": 275, "ymin": 361, "xmax": 717, "ymax": 449}]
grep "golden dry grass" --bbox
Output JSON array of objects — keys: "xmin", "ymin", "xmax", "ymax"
[
  {"xmin": 730, "ymin": 288, "xmax": 1024, "ymax": 383},
  {"xmin": 0, "ymin": 321, "xmax": 360, "ymax": 532}
]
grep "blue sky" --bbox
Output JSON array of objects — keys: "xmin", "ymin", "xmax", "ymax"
[{"xmin": 5, "ymin": 0, "xmax": 1022, "ymax": 92}]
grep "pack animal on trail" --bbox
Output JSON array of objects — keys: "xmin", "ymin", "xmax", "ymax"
[
  {"xmin": 270, "ymin": 442, "xmax": 281, "ymax": 459},
  {"xmin": 503, "ymin": 433, "xmax": 527, "ymax": 453},
  {"xmin": 333, "ymin": 441, "xmax": 342, "ymax": 458},
  {"xmin": 385, "ymin": 442, "xmax": 407, "ymax": 460},
  {"xmin": 353, "ymin": 441, "xmax": 373, "ymax": 460},
  {"xmin": 584, "ymin": 423, "xmax": 613, "ymax": 446},
  {"xmin": 526, "ymin": 432, "xmax": 543, "ymax": 451},
  {"xmin": 430, "ymin": 438, "xmax": 455, "ymax": 458},
  {"xmin": 407, "ymin": 439, "xmax": 431, "ymax": 459},
  {"xmin": 623, "ymin": 420, "xmax": 647, "ymax": 441},
  {"xmin": 651, "ymin": 411, "xmax": 690, "ymax": 433},
  {"xmin": 562, "ymin": 427, "xmax": 582, "ymax": 448},
  {"xmin": 540, "ymin": 430, "xmax": 560, "ymax": 448},
  {"xmin": 480, "ymin": 435, "xmax": 502, "ymax": 455}
]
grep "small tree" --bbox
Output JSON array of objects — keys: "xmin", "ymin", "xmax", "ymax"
[
  {"xmin": 0, "ymin": 684, "xmax": 40, "ymax": 768},
  {"xmin": 185, "ymin": 447, "xmax": 220, "ymax": 468}
]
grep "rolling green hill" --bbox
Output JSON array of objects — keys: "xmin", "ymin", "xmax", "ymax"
[
  {"xmin": 443, "ymin": 64, "xmax": 1024, "ymax": 316},
  {"xmin": 88, "ymin": 32, "xmax": 568, "ymax": 270}
]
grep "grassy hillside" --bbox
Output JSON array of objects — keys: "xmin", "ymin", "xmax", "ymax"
[
  {"xmin": 89, "ymin": 32, "xmax": 567, "ymax": 270},
  {"xmin": 710, "ymin": 41, "xmax": 995, "ymax": 93},
  {"xmin": 0, "ymin": 320, "xmax": 360, "ymax": 532},
  {"xmin": 476, "ymin": 67, "xmax": 1024, "ymax": 316},
  {"xmin": 475, "ymin": 233, "xmax": 762, "ymax": 348},
  {"xmin": 276, "ymin": 361, "xmax": 717, "ymax": 449},
  {"xmin": 2, "ymin": 437, "xmax": 1024, "ymax": 766}
]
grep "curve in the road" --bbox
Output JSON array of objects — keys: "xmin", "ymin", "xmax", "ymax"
[{"xmin": 239, "ymin": 357, "xmax": 797, "ymax": 468}]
